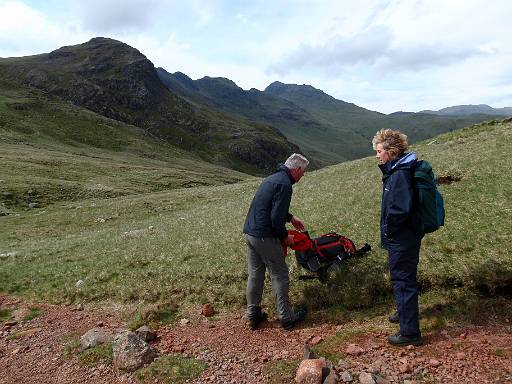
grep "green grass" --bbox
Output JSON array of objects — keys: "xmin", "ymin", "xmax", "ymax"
[
  {"xmin": 135, "ymin": 355, "xmax": 207, "ymax": 384},
  {"xmin": 78, "ymin": 342, "xmax": 113, "ymax": 367},
  {"xmin": 22, "ymin": 307, "xmax": 41, "ymax": 322},
  {"xmin": 312, "ymin": 328, "xmax": 366, "ymax": 362},
  {"xmin": 62, "ymin": 334, "xmax": 82, "ymax": 357},
  {"xmin": 0, "ymin": 308, "xmax": 12, "ymax": 322},
  {"xmin": 125, "ymin": 302, "xmax": 179, "ymax": 330},
  {"xmin": 0, "ymin": 84, "xmax": 248, "ymax": 211},
  {"xmin": 0, "ymin": 120, "xmax": 511, "ymax": 320},
  {"xmin": 266, "ymin": 358, "xmax": 302, "ymax": 384}
]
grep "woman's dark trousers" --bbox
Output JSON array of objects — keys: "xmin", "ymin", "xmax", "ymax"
[{"xmin": 388, "ymin": 244, "xmax": 421, "ymax": 337}]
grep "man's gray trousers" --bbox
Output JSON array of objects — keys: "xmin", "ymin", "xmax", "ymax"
[{"xmin": 244, "ymin": 234, "xmax": 295, "ymax": 322}]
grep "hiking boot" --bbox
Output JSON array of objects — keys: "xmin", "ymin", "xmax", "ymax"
[
  {"xmin": 388, "ymin": 311, "xmax": 399, "ymax": 323},
  {"xmin": 388, "ymin": 332, "xmax": 423, "ymax": 347},
  {"xmin": 281, "ymin": 307, "xmax": 307, "ymax": 331},
  {"xmin": 248, "ymin": 311, "xmax": 268, "ymax": 331}
]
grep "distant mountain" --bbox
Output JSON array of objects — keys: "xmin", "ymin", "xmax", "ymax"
[
  {"xmin": 158, "ymin": 71, "xmax": 376, "ymax": 165},
  {"xmin": 419, "ymin": 104, "xmax": 512, "ymax": 117},
  {"xmin": 0, "ymin": 38, "xmax": 299, "ymax": 174},
  {"xmin": 158, "ymin": 68, "xmax": 504, "ymax": 165},
  {"xmin": 264, "ymin": 82, "xmax": 506, "ymax": 144}
]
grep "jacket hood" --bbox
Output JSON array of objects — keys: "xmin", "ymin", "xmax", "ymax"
[
  {"xmin": 276, "ymin": 163, "xmax": 295, "ymax": 184},
  {"xmin": 391, "ymin": 152, "xmax": 417, "ymax": 170}
]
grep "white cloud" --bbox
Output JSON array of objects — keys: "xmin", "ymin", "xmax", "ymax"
[
  {"xmin": 0, "ymin": 1, "xmax": 68, "ymax": 57},
  {"xmin": 70, "ymin": 0, "xmax": 162, "ymax": 33}
]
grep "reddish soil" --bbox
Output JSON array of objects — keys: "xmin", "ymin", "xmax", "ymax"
[{"xmin": 1, "ymin": 295, "xmax": 511, "ymax": 384}]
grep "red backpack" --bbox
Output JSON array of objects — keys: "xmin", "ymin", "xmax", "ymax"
[{"xmin": 288, "ymin": 230, "xmax": 371, "ymax": 281}]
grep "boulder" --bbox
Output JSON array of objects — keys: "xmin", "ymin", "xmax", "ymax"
[
  {"xmin": 136, "ymin": 325, "xmax": 156, "ymax": 342},
  {"xmin": 80, "ymin": 328, "xmax": 114, "ymax": 350},
  {"xmin": 113, "ymin": 331, "xmax": 155, "ymax": 371},
  {"xmin": 322, "ymin": 368, "xmax": 338, "ymax": 384},
  {"xmin": 295, "ymin": 359, "xmax": 326, "ymax": 384}
]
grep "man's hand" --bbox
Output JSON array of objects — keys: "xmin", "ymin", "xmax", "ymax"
[
  {"xmin": 281, "ymin": 234, "xmax": 295, "ymax": 257},
  {"xmin": 290, "ymin": 216, "xmax": 305, "ymax": 232},
  {"xmin": 284, "ymin": 234, "xmax": 295, "ymax": 246}
]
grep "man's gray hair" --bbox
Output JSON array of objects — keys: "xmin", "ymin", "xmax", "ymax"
[{"xmin": 284, "ymin": 153, "xmax": 309, "ymax": 170}]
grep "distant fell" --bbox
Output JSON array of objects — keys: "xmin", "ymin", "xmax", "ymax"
[
  {"xmin": 419, "ymin": 104, "xmax": 512, "ymax": 117},
  {"xmin": 264, "ymin": 81, "xmax": 503, "ymax": 145},
  {"xmin": 0, "ymin": 37, "xmax": 300, "ymax": 174}
]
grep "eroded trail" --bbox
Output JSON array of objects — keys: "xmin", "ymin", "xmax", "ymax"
[{"xmin": 1, "ymin": 296, "xmax": 511, "ymax": 384}]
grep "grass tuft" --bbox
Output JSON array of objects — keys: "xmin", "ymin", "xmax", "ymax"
[
  {"xmin": 135, "ymin": 355, "xmax": 207, "ymax": 384},
  {"xmin": 78, "ymin": 342, "xmax": 113, "ymax": 367},
  {"xmin": 266, "ymin": 358, "xmax": 301, "ymax": 384},
  {"xmin": 0, "ymin": 308, "xmax": 12, "ymax": 322}
]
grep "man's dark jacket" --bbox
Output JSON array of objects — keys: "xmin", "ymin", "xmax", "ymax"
[
  {"xmin": 243, "ymin": 164, "xmax": 294, "ymax": 240},
  {"xmin": 379, "ymin": 152, "xmax": 422, "ymax": 251}
]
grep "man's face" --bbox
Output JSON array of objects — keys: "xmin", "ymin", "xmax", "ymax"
[
  {"xmin": 375, "ymin": 143, "xmax": 391, "ymax": 165},
  {"xmin": 292, "ymin": 167, "xmax": 305, "ymax": 182}
]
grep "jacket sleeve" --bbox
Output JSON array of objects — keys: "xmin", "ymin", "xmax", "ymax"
[
  {"xmin": 270, "ymin": 183, "xmax": 292, "ymax": 239},
  {"xmin": 386, "ymin": 170, "xmax": 414, "ymax": 236}
]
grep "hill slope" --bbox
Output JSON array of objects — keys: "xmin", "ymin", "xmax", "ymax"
[
  {"xmin": 0, "ymin": 78, "xmax": 251, "ymax": 212},
  {"xmin": 1, "ymin": 118, "xmax": 510, "ymax": 309},
  {"xmin": 0, "ymin": 38, "xmax": 300, "ymax": 174}
]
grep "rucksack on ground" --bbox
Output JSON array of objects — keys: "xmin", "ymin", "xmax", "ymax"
[
  {"xmin": 288, "ymin": 230, "xmax": 371, "ymax": 282},
  {"xmin": 411, "ymin": 160, "xmax": 445, "ymax": 234}
]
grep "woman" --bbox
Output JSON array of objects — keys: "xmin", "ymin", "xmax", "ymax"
[{"xmin": 372, "ymin": 129, "xmax": 423, "ymax": 347}]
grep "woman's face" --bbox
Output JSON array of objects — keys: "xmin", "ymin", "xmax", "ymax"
[{"xmin": 375, "ymin": 143, "xmax": 392, "ymax": 165}]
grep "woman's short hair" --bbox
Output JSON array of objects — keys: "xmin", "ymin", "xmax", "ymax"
[
  {"xmin": 372, "ymin": 129, "xmax": 409, "ymax": 159},
  {"xmin": 284, "ymin": 153, "xmax": 309, "ymax": 170}
]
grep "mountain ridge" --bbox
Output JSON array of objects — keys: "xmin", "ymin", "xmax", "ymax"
[
  {"xmin": 158, "ymin": 69, "xmax": 508, "ymax": 165},
  {"xmin": 0, "ymin": 37, "xmax": 300, "ymax": 175}
]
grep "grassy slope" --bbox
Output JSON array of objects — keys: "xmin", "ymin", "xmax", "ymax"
[
  {"xmin": 0, "ymin": 119, "xmax": 511, "ymax": 317},
  {"xmin": 0, "ymin": 81, "xmax": 248, "ymax": 211}
]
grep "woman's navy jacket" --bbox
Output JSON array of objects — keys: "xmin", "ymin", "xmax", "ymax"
[
  {"xmin": 243, "ymin": 164, "xmax": 294, "ymax": 240},
  {"xmin": 379, "ymin": 152, "xmax": 422, "ymax": 251}
]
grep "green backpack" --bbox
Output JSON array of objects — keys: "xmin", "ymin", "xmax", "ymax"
[{"xmin": 411, "ymin": 160, "xmax": 445, "ymax": 234}]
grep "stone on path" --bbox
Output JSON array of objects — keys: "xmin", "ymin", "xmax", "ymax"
[
  {"xmin": 346, "ymin": 344, "xmax": 364, "ymax": 356},
  {"xmin": 340, "ymin": 370, "xmax": 353, "ymax": 382},
  {"xmin": 201, "ymin": 304, "xmax": 215, "ymax": 317},
  {"xmin": 80, "ymin": 328, "xmax": 114, "ymax": 350},
  {"xmin": 358, "ymin": 371, "xmax": 376, "ymax": 384},
  {"xmin": 136, "ymin": 325, "xmax": 156, "ymax": 342},
  {"xmin": 295, "ymin": 358, "xmax": 326, "ymax": 384},
  {"xmin": 112, "ymin": 331, "xmax": 155, "ymax": 371}
]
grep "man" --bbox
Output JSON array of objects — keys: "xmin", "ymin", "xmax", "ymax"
[
  {"xmin": 243, "ymin": 153, "xmax": 309, "ymax": 331},
  {"xmin": 372, "ymin": 129, "xmax": 423, "ymax": 347}
]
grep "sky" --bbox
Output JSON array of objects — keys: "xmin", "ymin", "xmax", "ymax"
[{"xmin": 1, "ymin": 0, "xmax": 511, "ymax": 113}]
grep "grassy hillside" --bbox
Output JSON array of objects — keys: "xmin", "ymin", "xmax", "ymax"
[
  {"xmin": 0, "ymin": 80, "xmax": 248, "ymax": 212},
  {"xmin": 1, "ymin": 119, "xmax": 511, "ymax": 320}
]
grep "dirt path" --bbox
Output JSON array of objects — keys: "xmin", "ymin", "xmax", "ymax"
[{"xmin": 1, "ymin": 295, "xmax": 511, "ymax": 384}]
